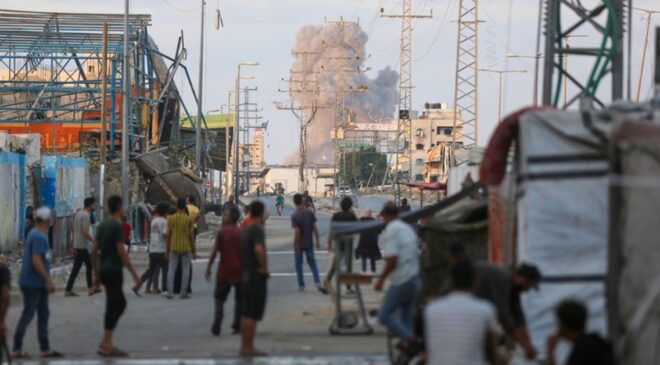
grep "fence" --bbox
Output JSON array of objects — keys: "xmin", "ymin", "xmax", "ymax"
[{"xmin": 0, "ymin": 151, "xmax": 26, "ymax": 251}]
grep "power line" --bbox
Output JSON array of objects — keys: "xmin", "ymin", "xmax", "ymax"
[
  {"xmin": 162, "ymin": 0, "xmax": 202, "ymax": 13},
  {"xmin": 415, "ymin": 0, "xmax": 454, "ymax": 62}
]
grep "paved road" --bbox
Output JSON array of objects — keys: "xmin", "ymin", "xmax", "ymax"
[{"xmin": 6, "ymin": 209, "xmax": 387, "ymax": 363}]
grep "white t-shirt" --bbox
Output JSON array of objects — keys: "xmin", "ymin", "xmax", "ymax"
[
  {"xmin": 424, "ymin": 292, "xmax": 498, "ymax": 365},
  {"xmin": 149, "ymin": 217, "xmax": 168, "ymax": 253},
  {"xmin": 380, "ymin": 219, "xmax": 419, "ymax": 285}
]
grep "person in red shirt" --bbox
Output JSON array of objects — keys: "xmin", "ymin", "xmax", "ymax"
[
  {"xmin": 205, "ymin": 205, "xmax": 243, "ymax": 336},
  {"xmin": 121, "ymin": 216, "xmax": 132, "ymax": 254},
  {"xmin": 240, "ymin": 205, "xmax": 253, "ymax": 228}
]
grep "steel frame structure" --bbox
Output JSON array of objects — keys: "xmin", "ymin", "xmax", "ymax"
[
  {"xmin": 542, "ymin": 0, "xmax": 626, "ymax": 109},
  {"xmin": 0, "ymin": 9, "xmax": 209, "ymax": 161},
  {"xmin": 451, "ymin": 0, "xmax": 480, "ymax": 149}
]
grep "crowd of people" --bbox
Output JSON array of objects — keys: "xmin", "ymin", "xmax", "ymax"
[{"xmin": 1, "ymin": 190, "xmax": 615, "ymax": 364}]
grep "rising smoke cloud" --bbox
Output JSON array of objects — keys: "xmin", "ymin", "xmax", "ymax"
[{"xmin": 285, "ymin": 22, "xmax": 398, "ymax": 164}]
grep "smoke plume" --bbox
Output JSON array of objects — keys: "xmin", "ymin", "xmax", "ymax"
[{"xmin": 285, "ymin": 22, "xmax": 398, "ymax": 164}]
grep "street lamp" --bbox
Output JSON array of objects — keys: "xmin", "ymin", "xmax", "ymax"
[
  {"xmin": 234, "ymin": 62, "xmax": 259, "ymax": 203},
  {"xmin": 507, "ymin": 53, "xmax": 542, "ymax": 106},
  {"xmin": 479, "ymin": 68, "xmax": 527, "ymax": 123}
]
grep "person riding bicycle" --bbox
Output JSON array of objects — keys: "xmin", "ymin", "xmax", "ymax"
[{"xmin": 275, "ymin": 193, "xmax": 285, "ymax": 215}]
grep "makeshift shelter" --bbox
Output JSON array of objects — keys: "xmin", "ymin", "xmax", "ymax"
[{"xmin": 480, "ymin": 103, "xmax": 660, "ymax": 363}]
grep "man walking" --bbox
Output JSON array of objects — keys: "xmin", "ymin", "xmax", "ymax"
[
  {"xmin": 424, "ymin": 261, "xmax": 498, "ymax": 365},
  {"xmin": 291, "ymin": 193, "xmax": 324, "ymax": 293},
  {"xmin": 239, "ymin": 201, "xmax": 269, "ymax": 357},
  {"xmin": 324, "ymin": 197, "xmax": 357, "ymax": 294},
  {"xmin": 374, "ymin": 202, "xmax": 420, "ymax": 350},
  {"xmin": 65, "ymin": 197, "xmax": 96, "ymax": 296},
  {"xmin": 92, "ymin": 195, "xmax": 142, "ymax": 357},
  {"xmin": 166, "ymin": 198, "xmax": 197, "ymax": 299},
  {"xmin": 205, "ymin": 205, "xmax": 242, "ymax": 336},
  {"xmin": 136, "ymin": 202, "xmax": 169, "ymax": 294},
  {"xmin": 12, "ymin": 207, "xmax": 62, "ymax": 359}
]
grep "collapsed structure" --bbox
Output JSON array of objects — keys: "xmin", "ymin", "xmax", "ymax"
[{"xmin": 0, "ymin": 9, "xmax": 214, "ymax": 253}]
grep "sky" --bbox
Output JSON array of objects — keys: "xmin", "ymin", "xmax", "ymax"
[{"xmin": 3, "ymin": 0, "xmax": 660, "ymax": 164}]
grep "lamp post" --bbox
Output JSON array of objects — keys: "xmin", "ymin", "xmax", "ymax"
[
  {"xmin": 479, "ymin": 69, "xmax": 527, "ymax": 123},
  {"xmin": 507, "ymin": 53, "xmax": 542, "ymax": 106},
  {"xmin": 121, "ymin": 0, "xmax": 130, "ymax": 208},
  {"xmin": 233, "ymin": 62, "xmax": 258, "ymax": 203}
]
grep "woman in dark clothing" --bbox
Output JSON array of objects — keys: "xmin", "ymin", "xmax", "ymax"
[{"xmin": 355, "ymin": 209, "xmax": 382, "ymax": 273}]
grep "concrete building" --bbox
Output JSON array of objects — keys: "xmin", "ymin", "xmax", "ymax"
[
  {"xmin": 261, "ymin": 164, "xmax": 334, "ymax": 197},
  {"xmin": 244, "ymin": 128, "xmax": 265, "ymax": 169},
  {"xmin": 397, "ymin": 103, "xmax": 462, "ymax": 182}
]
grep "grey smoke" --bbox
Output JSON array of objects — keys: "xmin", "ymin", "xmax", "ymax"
[{"xmin": 285, "ymin": 22, "xmax": 398, "ymax": 164}]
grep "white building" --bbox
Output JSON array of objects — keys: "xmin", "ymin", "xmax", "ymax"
[{"xmin": 261, "ymin": 164, "xmax": 334, "ymax": 197}]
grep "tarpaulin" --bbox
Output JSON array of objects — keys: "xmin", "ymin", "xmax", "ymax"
[{"xmin": 0, "ymin": 151, "xmax": 25, "ymax": 249}]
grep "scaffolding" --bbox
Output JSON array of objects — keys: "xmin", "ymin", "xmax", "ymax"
[{"xmin": 0, "ymin": 9, "xmax": 208, "ymax": 162}]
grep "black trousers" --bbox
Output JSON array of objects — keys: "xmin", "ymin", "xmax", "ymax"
[
  {"xmin": 65, "ymin": 249, "xmax": 92, "ymax": 292},
  {"xmin": 214, "ymin": 281, "xmax": 242, "ymax": 331},
  {"xmin": 173, "ymin": 262, "xmax": 193, "ymax": 294},
  {"xmin": 100, "ymin": 271, "xmax": 126, "ymax": 330},
  {"xmin": 140, "ymin": 253, "xmax": 167, "ymax": 291}
]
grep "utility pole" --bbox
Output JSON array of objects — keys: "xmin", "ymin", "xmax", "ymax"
[
  {"xmin": 233, "ymin": 62, "xmax": 258, "ymax": 203},
  {"xmin": 276, "ymin": 50, "xmax": 324, "ymax": 192},
  {"xmin": 633, "ymin": 7, "xmax": 660, "ymax": 102},
  {"xmin": 100, "ymin": 22, "xmax": 108, "ymax": 165},
  {"xmin": 121, "ymin": 0, "xmax": 130, "ymax": 208},
  {"xmin": 322, "ymin": 18, "xmax": 369, "ymax": 207},
  {"xmin": 195, "ymin": 0, "xmax": 206, "ymax": 172},
  {"xmin": 479, "ymin": 69, "xmax": 527, "ymax": 122},
  {"xmin": 382, "ymin": 1, "xmax": 432, "ymax": 202},
  {"xmin": 223, "ymin": 92, "xmax": 232, "ymax": 200},
  {"xmin": 451, "ymin": 0, "xmax": 481, "ymax": 150}
]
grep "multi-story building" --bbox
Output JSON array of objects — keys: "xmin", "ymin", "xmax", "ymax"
[
  {"xmin": 398, "ymin": 102, "xmax": 462, "ymax": 182},
  {"xmin": 244, "ymin": 128, "xmax": 265, "ymax": 169}
]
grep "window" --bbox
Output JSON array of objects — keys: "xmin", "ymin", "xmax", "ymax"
[
  {"xmin": 87, "ymin": 65, "xmax": 95, "ymax": 74},
  {"xmin": 444, "ymin": 127, "xmax": 453, "ymax": 136},
  {"xmin": 430, "ymin": 175, "xmax": 439, "ymax": 182},
  {"xmin": 415, "ymin": 143, "xmax": 424, "ymax": 150},
  {"xmin": 415, "ymin": 158, "xmax": 424, "ymax": 166},
  {"xmin": 436, "ymin": 126, "xmax": 442, "ymax": 135},
  {"xmin": 416, "ymin": 128, "xmax": 425, "ymax": 138},
  {"xmin": 415, "ymin": 174, "xmax": 424, "ymax": 181}
]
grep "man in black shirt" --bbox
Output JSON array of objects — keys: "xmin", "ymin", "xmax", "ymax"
[
  {"xmin": 546, "ymin": 299, "xmax": 614, "ymax": 365},
  {"xmin": 239, "ymin": 200, "xmax": 269, "ymax": 357},
  {"xmin": 323, "ymin": 197, "xmax": 357, "ymax": 294}
]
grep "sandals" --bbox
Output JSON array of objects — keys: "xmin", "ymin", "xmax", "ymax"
[
  {"xmin": 98, "ymin": 347, "xmax": 128, "ymax": 357},
  {"xmin": 41, "ymin": 350, "xmax": 64, "ymax": 358},
  {"xmin": 12, "ymin": 351, "xmax": 30, "ymax": 359}
]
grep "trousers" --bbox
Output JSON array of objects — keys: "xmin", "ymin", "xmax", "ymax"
[
  {"xmin": 100, "ymin": 271, "xmax": 126, "ymax": 330},
  {"xmin": 295, "ymin": 247, "xmax": 320, "ymax": 288},
  {"xmin": 167, "ymin": 251, "xmax": 191, "ymax": 295},
  {"xmin": 65, "ymin": 248, "xmax": 92, "ymax": 291},
  {"xmin": 13, "ymin": 287, "xmax": 50, "ymax": 351}
]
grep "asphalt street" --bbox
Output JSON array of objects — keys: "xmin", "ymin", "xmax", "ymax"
[{"xmin": 5, "ymin": 198, "xmax": 388, "ymax": 363}]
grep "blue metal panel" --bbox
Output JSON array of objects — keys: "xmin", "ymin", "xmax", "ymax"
[
  {"xmin": 0, "ymin": 151, "xmax": 26, "ymax": 243},
  {"xmin": 41, "ymin": 156, "xmax": 57, "ymax": 211}
]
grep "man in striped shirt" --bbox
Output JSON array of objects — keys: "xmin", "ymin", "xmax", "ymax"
[
  {"xmin": 424, "ymin": 261, "xmax": 498, "ymax": 365},
  {"xmin": 166, "ymin": 198, "xmax": 197, "ymax": 299}
]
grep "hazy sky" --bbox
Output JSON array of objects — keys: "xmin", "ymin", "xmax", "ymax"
[{"xmin": 4, "ymin": 0, "xmax": 659, "ymax": 163}]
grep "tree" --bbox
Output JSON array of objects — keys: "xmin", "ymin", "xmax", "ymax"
[{"xmin": 338, "ymin": 147, "xmax": 388, "ymax": 188}]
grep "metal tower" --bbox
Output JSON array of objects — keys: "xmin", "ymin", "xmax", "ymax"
[
  {"xmin": 382, "ymin": 0, "xmax": 431, "ymax": 201},
  {"xmin": 451, "ymin": 0, "xmax": 480, "ymax": 149},
  {"xmin": 542, "ymin": 0, "xmax": 626, "ymax": 109}
]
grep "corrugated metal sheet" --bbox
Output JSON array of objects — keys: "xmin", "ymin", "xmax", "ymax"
[{"xmin": 0, "ymin": 151, "xmax": 25, "ymax": 250}]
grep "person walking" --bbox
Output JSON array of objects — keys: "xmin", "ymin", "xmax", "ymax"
[
  {"xmin": 205, "ymin": 205, "xmax": 243, "ymax": 336},
  {"xmin": 355, "ymin": 209, "xmax": 382, "ymax": 274},
  {"xmin": 302, "ymin": 190, "xmax": 315, "ymax": 213},
  {"xmin": 0, "ymin": 257, "xmax": 10, "ymax": 362},
  {"xmin": 374, "ymin": 202, "xmax": 420, "ymax": 351},
  {"xmin": 136, "ymin": 202, "xmax": 169, "ymax": 295},
  {"xmin": 398, "ymin": 198, "xmax": 411, "ymax": 213},
  {"xmin": 12, "ymin": 207, "xmax": 62, "ymax": 359},
  {"xmin": 424, "ymin": 261, "xmax": 499, "ymax": 365},
  {"xmin": 166, "ymin": 198, "xmax": 197, "ymax": 299},
  {"xmin": 92, "ymin": 195, "xmax": 142, "ymax": 357},
  {"xmin": 291, "ymin": 193, "xmax": 325, "ymax": 293},
  {"xmin": 275, "ymin": 192, "xmax": 285, "ymax": 216},
  {"xmin": 323, "ymin": 197, "xmax": 357, "ymax": 294},
  {"xmin": 121, "ymin": 216, "xmax": 132, "ymax": 254},
  {"xmin": 239, "ymin": 201, "xmax": 269, "ymax": 357},
  {"xmin": 65, "ymin": 197, "xmax": 97, "ymax": 297}
]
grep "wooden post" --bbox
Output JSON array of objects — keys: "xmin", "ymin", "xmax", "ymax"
[{"xmin": 100, "ymin": 23, "xmax": 108, "ymax": 164}]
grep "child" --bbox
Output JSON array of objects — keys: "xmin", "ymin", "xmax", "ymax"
[{"xmin": 135, "ymin": 203, "xmax": 169, "ymax": 295}]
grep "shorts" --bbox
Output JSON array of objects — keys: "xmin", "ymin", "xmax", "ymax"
[{"xmin": 242, "ymin": 278, "xmax": 267, "ymax": 321}]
